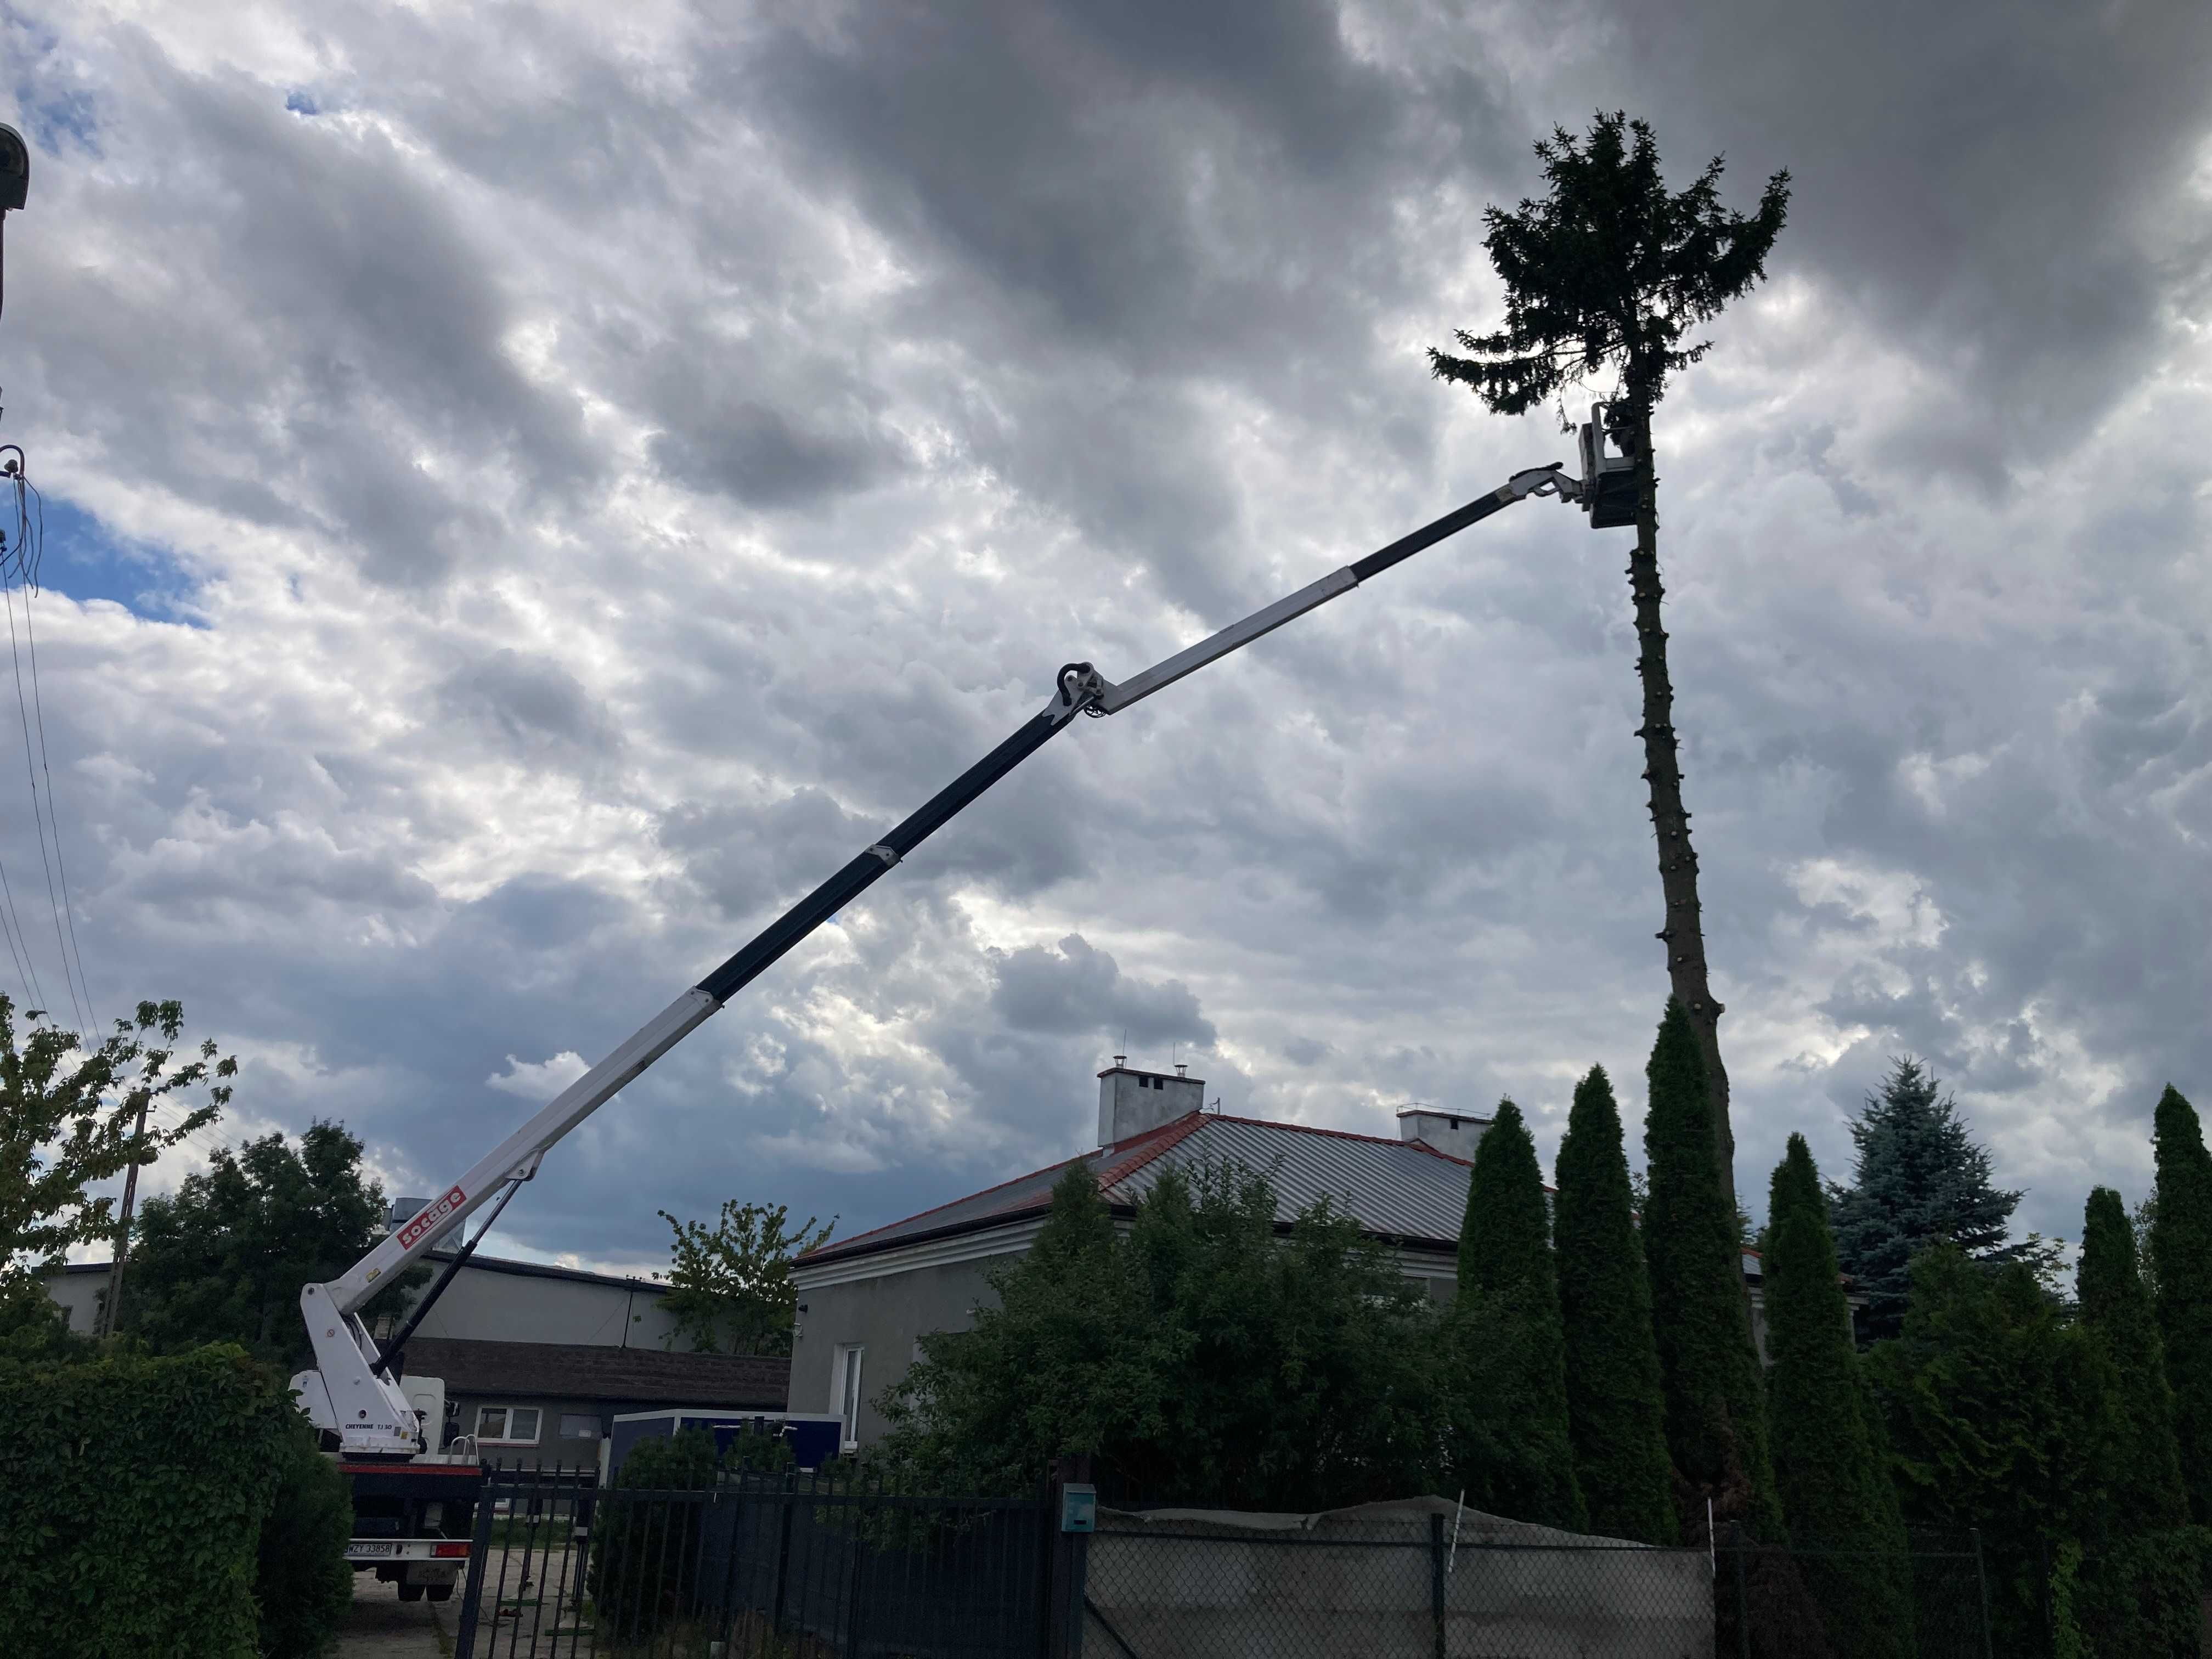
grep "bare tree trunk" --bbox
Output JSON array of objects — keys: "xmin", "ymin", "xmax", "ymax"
[{"xmin": 1626, "ymin": 405, "xmax": 1736, "ymax": 1206}]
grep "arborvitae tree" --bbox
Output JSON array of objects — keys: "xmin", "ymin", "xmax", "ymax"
[
  {"xmin": 2080, "ymin": 1186, "xmax": 2187, "ymax": 1528},
  {"xmin": 1827, "ymin": 1057, "xmax": 2028, "ymax": 1344},
  {"xmin": 1865, "ymin": 1246, "xmax": 2122, "ymax": 1657},
  {"xmin": 1430, "ymin": 113, "xmax": 1789, "ymax": 1210},
  {"xmin": 1551, "ymin": 1065, "xmax": 1674, "ymax": 1543},
  {"xmin": 1459, "ymin": 1099, "xmax": 1585, "ymax": 1530},
  {"xmin": 1641, "ymin": 998, "xmax": 1784, "ymax": 1543},
  {"xmin": 2075, "ymin": 1185, "xmax": 2198, "ymax": 1656},
  {"xmin": 1764, "ymin": 1135, "xmax": 1912, "ymax": 1657},
  {"xmin": 2149, "ymin": 1085, "xmax": 2212, "ymax": 1524}
]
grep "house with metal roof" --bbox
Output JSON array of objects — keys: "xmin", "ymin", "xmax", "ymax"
[{"xmin": 787, "ymin": 1060, "xmax": 1497, "ymax": 1453}]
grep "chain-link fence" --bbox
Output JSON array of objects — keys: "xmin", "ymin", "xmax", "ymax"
[{"xmin": 1081, "ymin": 1500, "xmax": 1714, "ymax": 1659}]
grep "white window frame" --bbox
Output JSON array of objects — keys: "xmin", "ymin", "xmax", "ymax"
[
  {"xmin": 832, "ymin": 1344, "xmax": 865, "ymax": 1452},
  {"xmin": 475, "ymin": 1404, "xmax": 543, "ymax": 1446}
]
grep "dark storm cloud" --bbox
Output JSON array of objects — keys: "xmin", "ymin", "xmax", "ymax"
[
  {"xmin": 7, "ymin": 25, "xmax": 594, "ymax": 586},
  {"xmin": 990, "ymin": 932, "xmax": 1215, "ymax": 1047},
  {"xmin": 435, "ymin": 650, "xmax": 623, "ymax": 766},
  {"xmin": 1554, "ymin": 0, "xmax": 2212, "ymax": 481},
  {"xmin": 713, "ymin": 0, "xmax": 1521, "ymax": 614},
  {"xmin": 639, "ymin": 328, "xmax": 912, "ymax": 510},
  {"xmin": 20, "ymin": 0, "xmax": 2212, "ymax": 1275}
]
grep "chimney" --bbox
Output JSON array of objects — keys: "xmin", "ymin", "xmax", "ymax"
[
  {"xmin": 1396, "ymin": 1107, "xmax": 1492, "ymax": 1163},
  {"xmin": 1098, "ymin": 1060, "xmax": 1206, "ymax": 1147}
]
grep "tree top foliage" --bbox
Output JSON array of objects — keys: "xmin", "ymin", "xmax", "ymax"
[
  {"xmin": 1429, "ymin": 109, "xmax": 1790, "ymax": 420},
  {"xmin": 1459, "ymin": 1098, "xmax": 1554, "ymax": 1311},
  {"xmin": 124, "ymin": 1121, "xmax": 422, "ymax": 1369},
  {"xmin": 1827, "ymin": 1057, "xmax": 2034, "ymax": 1343},
  {"xmin": 876, "ymin": 1156, "xmax": 1446, "ymax": 1510},
  {"xmin": 0, "ymin": 996, "xmax": 235, "ymax": 1278},
  {"xmin": 656, "ymin": 1199, "xmax": 833, "ymax": 1358}
]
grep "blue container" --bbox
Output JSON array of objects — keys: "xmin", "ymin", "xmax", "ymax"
[{"xmin": 607, "ymin": 1409, "xmax": 845, "ymax": 1479}]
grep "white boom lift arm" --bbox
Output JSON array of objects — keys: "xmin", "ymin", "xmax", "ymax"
[{"xmin": 299, "ymin": 455, "xmax": 1602, "ymax": 1457}]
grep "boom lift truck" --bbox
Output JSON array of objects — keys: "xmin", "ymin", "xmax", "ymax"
[{"xmin": 296, "ymin": 411, "xmax": 1638, "ymax": 1595}]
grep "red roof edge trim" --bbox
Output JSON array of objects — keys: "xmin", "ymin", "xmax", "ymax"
[{"xmin": 1094, "ymin": 1111, "xmax": 1211, "ymax": 1193}]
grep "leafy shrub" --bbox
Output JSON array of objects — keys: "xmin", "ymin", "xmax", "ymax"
[
  {"xmin": 254, "ymin": 1410, "xmax": 354, "ymax": 1658},
  {"xmin": 589, "ymin": 1430, "xmax": 719, "ymax": 1639},
  {"xmin": 0, "ymin": 1344, "xmax": 289, "ymax": 1659},
  {"xmin": 726, "ymin": 1426, "xmax": 796, "ymax": 1475}
]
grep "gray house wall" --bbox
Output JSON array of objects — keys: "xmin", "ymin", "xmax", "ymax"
[
  {"xmin": 41, "ymin": 1254, "xmax": 681, "ymax": 1350},
  {"xmin": 396, "ymin": 1261, "xmax": 680, "ymax": 1349},
  {"xmin": 46, "ymin": 1263, "xmax": 107, "ymax": 1332},
  {"xmin": 448, "ymin": 1391, "xmax": 614, "ymax": 1471},
  {"xmin": 790, "ymin": 1234, "xmax": 1032, "ymax": 1448}
]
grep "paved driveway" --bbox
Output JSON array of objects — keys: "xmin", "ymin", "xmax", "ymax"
[{"xmin": 337, "ymin": 1575, "xmax": 448, "ymax": 1659}]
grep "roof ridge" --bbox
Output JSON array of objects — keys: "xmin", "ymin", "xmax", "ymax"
[
  {"xmin": 800, "ymin": 1146, "xmax": 1092, "ymax": 1261},
  {"xmin": 1095, "ymin": 1111, "xmax": 1211, "ymax": 1192},
  {"xmin": 1211, "ymin": 1112, "xmax": 1457, "ymax": 1155}
]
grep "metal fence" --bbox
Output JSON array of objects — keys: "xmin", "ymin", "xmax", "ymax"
[
  {"xmin": 1078, "ymin": 1506, "xmax": 2013, "ymax": 1659},
  {"xmin": 450, "ymin": 1468, "xmax": 2041, "ymax": 1659},
  {"xmin": 454, "ymin": 1464, "xmax": 1050, "ymax": 1659}
]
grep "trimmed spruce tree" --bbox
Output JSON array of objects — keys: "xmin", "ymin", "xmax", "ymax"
[
  {"xmin": 2151, "ymin": 1085, "xmax": 2212, "ymax": 1525},
  {"xmin": 1459, "ymin": 1099, "xmax": 1585, "ymax": 1530},
  {"xmin": 1429, "ymin": 113, "xmax": 1790, "ymax": 1212},
  {"xmin": 1764, "ymin": 1135, "xmax": 1911, "ymax": 1656},
  {"xmin": 1552, "ymin": 1065, "xmax": 1675, "ymax": 1543},
  {"xmin": 1642, "ymin": 998, "xmax": 1783, "ymax": 1543}
]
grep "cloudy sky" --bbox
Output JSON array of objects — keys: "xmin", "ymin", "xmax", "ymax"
[{"xmin": 7, "ymin": 0, "xmax": 2210, "ymax": 1278}]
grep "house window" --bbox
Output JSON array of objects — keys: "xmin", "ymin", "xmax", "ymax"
[
  {"xmin": 833, "ymin": 1345, "xmax": 865, "ymax": 1452},
  {"xmin": 558, "ymin": 1414, "xmax": 601, "ymax": 1441},
  {"xmin": 475, "ymin": 1405, "xmax": 543, "ymax": 1445}
]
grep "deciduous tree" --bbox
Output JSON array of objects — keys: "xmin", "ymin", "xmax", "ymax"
[
  {"xmin": 1763, "ymin": 1135, "xmax": 1911, "ymax": 1656},
  {"xmin": 877, "ymin": 1159, "xmax": 1450, "ymax": 1511},
  {"xmin": 655, "ymin": 1199, "xmax": 834, "ymax": 1357},
  {"xmin": 1431, "ymin": 111, "xmax": 1788, "ymax": 1206},
  {"xmin": 122, "ymin": 1121, "xmax": 421, "ymax": 1368},
  {"xmin": 0, "ymin": 997, "xmax": 233, "ymax": 1329},
  {"xmin": 1641, "ymin": 998, "xmax": 1781, "ymax": 1543},
  {"xmin": 1551, "ymin": 1065, "xmax": 1673, "ymax": 1543}
]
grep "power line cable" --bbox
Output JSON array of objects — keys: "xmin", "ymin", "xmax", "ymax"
[
  {"xmin": 0, "ymin": 843, "xmax": 35, "ymax": 1006},
  {"xmin": 2, "ymin": 579, "xmax": 83, "ymax": 1034},
  {"xmin": 0, "ymin": 452, "xmax": 44, "ymax": 1015},
  {"xmin": 20, "ymin": 577, "xmax": 96, "ymax": 1027}
]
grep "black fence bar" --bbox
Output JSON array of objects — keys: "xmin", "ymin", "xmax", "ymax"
[{"xmin": 457, "ymin": 1464, "xmax": 1051, "ymax": 1659}]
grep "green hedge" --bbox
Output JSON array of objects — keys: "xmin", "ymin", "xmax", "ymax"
[
  {"xmin": 255, "ymin": 1409, "xmax": 355, "ymax": 1659},
  {"xmin": 0, "ymin": 1344, "xmax": 291, "ymax": 1659}
]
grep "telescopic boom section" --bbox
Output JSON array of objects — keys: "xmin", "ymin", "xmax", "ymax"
[{"xmin": 302, "ymin": 463, "xmax": 1573, "ymax": 1453}]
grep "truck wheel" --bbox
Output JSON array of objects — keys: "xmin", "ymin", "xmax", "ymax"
[
  {"xmin": 427, "ymin": 1585, "xmax": 454, "ymax": 1602},
  {"xmin": 397, "ymin": 1583, "xmax": 426, "ymax": 1602}
]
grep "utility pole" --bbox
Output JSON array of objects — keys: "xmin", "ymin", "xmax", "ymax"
[{"xmin": 96, "ymin": 1100, "xmax": 152, "ymax": 1339}]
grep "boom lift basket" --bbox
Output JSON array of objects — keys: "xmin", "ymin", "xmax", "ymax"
[{"xmin": 1577, "ymin": 403, "xmax": 1638, "ymax": 529}]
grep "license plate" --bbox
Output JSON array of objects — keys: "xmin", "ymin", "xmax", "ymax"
[{"xmin": 347, "ymin": 1542, "xmax": 399, "ymax": 1558}]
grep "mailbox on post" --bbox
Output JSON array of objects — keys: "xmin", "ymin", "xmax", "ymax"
[{"xmin": 1059, "ymin": 1482, "xmax": 1097, "ymax": 1533}]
